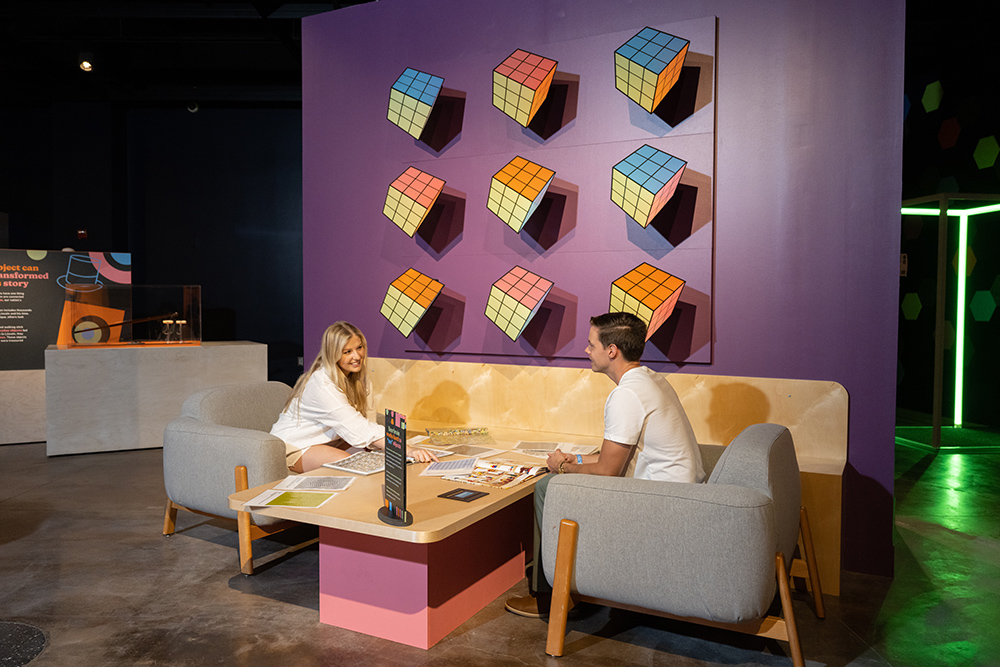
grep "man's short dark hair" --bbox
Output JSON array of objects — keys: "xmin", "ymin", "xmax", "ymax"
[{"xmin": 590, "ymin": 312, "xmax": 646, "ymax": 361}]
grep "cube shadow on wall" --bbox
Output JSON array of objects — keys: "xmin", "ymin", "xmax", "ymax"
[
  {"xmin": 416, "ymin": 187, "xmax": 466, "ymax": 255},
  {"xmin": 419, "ymin": 88, "xmax": 466, "ymax": 153}
]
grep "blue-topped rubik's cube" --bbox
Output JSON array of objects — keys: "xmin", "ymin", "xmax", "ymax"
[
  {"xmin": 614, "ymin": 27, "xmax": 689, "ymax": 113},
  {"xmin": 387, "ymin": 68, "xmax": 444, "ymax": 138},
  {"xmin": 611, "ymin": 144, "xmax": 687, "ymax": 227}
]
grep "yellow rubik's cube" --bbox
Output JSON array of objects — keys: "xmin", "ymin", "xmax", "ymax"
[
  {"xmin": 487, "ymin": 156, "xmax": 555, "ymax": 232},
  {"xmin": 492, "ymin": 49, "xmax": 558, "ymax": 127},
  {"xmin": 383, "ymin": 167, "xmax": 446, "ymax": 237},
  {"xmin": 387, "ymin": 68, "xmax": 444, "ymax": 138},
  {"xmin": 485, "ymin": 266, "xmax": 554, "ymax": 341},
  {"xmin": 380, "ymin": 268, "xmax": 444, "ymax": 337},
  {"xmin": 614, "ymin": 27, "xmax": 689, "ymax": 113},
  {"xmin": 610, "ymin": 263, "xmax": 685, "ymax": 340},
  {"xmin": 611, "ymin": 144, "xmax": 687, "ymax": 227}
]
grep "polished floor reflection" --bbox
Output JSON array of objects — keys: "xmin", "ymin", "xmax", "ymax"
[{"xmin": 0, "ymin": 440, "xmax": 997, "ymax": 666}]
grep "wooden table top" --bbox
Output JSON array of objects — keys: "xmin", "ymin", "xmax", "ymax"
[{"xmin": 228, "ymin": 423, "xmax": 603, "ymax": 544}]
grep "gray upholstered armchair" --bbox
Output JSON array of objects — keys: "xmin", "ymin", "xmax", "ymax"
[
  {"xmin": 162, "ymin": 381, "xmax": 294, "ymax": 575},
  {"xmin": 542, "ymin": 423, "xmax": 823, "ymax": 667}
]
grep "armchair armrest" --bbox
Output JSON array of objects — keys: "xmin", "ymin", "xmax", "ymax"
[
  {"xmin": 542, "ymin": 474, "xmax": 777, "ymax": 623},
  {"xmin": 163, "ymin": 417, "xmax": 289, "ymax": 523}
]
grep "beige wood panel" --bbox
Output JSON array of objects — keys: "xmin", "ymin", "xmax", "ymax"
[
  {"xmin": 801, "ymin": 471, "xmax": 842, "ymax": 595},
  {"xmin": 0, "ymin": 369, "xmax": 47, "ymax": 444},
  {"xmin": 369, "ymin": 358, "xmax": 848, "ymax": 468},
  {"xmin": 228, "ymin": 424, "xmax": 596, "ymax": 543}
]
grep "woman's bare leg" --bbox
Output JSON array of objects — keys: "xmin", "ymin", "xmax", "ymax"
[{"xmin": 292, "ymin": 444, "xmax": 351, "ymax": 473}]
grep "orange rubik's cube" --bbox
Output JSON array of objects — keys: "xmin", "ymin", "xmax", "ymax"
[
  {"xmin": 485, "ymin": 266, "xmax": 553, "ymax": 341},
  {"xmin": 611, "ymin": 144, "xmax": 687, "ymax": 227},
  {"xmin": 614, "ymin": 27, "xmax": 689, "ymax": 113},
  {"xmin": 380, "ymin": 269, "xmax": 444, "ymax": 337},
  {"xmin": 492, "ymin": 49, "xmax": 557, "ymax": 127},
  {"xmin": 387, "ymin": 68, "xmax": 445, "ymax": 138},
  {"xmin": 487, "ymin": 156, "xmax": 555, "ymax": 232},
  {"xmin": 610, "ymin": 263, "xmax": 685, "ymax": 340},
  {"xmin": 383, "ymin": 167, "xmax": 446, "ymax": 237}
]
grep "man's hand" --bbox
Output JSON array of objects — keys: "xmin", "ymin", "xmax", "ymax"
[{"xmin": 546, "ymin": 449, "xmax": 573, "ymax": 471}]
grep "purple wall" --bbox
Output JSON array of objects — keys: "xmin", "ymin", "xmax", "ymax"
[{"xmin": 303, "ymin": 0, "xmax": 904, "ymax": 576}]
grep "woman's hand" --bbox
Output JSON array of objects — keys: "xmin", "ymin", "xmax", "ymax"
[{"xmin": 409, "ymin": 448, "xmax": 440, "ymax": 463}]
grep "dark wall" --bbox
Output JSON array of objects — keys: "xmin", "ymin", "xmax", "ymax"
[{"xmin": 0, "ymin": 104, "xmax": 304, "ymax": 385}]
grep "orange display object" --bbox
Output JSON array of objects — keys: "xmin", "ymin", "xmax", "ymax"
[
  {"xmin": 610, "ymin": 263, "xmax": 685, "ymax": 340},
  {"xmin": 380, "ymin": 268, "xmax": 444, "ymax": 337},
  {"xmin": 492, "ymin": 49, "xmax": 557, "ymax": 127},
  {"xmin": 383, "ymin": 167, "xmax": 446, "ymax": 237},
  {"xmin": 56, "ymin": 299, "xmax": 125, "ymax": 346},
  {"xmin": 487, "ymin": 156, "xmax": 555, "ymax": 232}
]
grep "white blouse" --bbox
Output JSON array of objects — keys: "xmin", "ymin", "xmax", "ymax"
[{"xmin": 269, "ymin": 371, "xmax": 383, "ymax": 452}]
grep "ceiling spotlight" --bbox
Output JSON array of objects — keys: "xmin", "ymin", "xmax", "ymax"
[
  {"xmin": 79, "ymin": 52, "xmax": 94, "ymax": 72},
  {"xmin": 187, "ymin": 102, "xmax": 200, "ymax": 113}
]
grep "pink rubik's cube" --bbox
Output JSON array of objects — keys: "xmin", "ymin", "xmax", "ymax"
[
  {"xmin": 487, "ymin": 156, "xmax": 555, "ymax": 232},
  {"xmin": 611, "ymin": 144, "xmax": 687, "ymax": 227},
  {"xmin": 610, "ymin": 263, "xmax": 685, "ymax": 340},
  {"xmin": 380, "ymin": 268, "xmax": 444, "ymax": 337},
  {"xmin": 492, "ymin": 49, "xmax": 558, "ymax": 127},
  {"xmin": 383, "ymin": 167, "xmax": 446, "ymax": 237},
  {"xmin": 485, "ymin": 266, "xmax": 554, "ymax": 341}
]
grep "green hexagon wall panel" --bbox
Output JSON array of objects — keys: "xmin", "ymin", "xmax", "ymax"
[
  {"xmin": 922, "ymin": 81, "xmax": 943, "ymax": 112},
  {"xmin": 974, "ymin": 135, "xmax": 999, "ymax": 169},
  {"xmin": 970, "ymin": 290, "xmax": 996, "ymax": 322},
  {"xmin": 901, "ymin": 293, "xmax": 922, "ymax": 320}
]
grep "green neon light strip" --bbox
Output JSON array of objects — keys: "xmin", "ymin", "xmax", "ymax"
[
  {"xmin": 954, "ymin": 214, "xmax": 968, "ymax": 427},
  {"xmin": 900, "ymin": 203, "xmax": 1000, "ymax": 428}
]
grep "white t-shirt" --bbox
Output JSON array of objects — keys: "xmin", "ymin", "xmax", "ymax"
[
  {"xmin": 269, "ymin": 371, "xmax": 383, "ymax": 452},
  {"xmin": 603, "ymin": 366, "xmax": 705, "ymax": 483}
]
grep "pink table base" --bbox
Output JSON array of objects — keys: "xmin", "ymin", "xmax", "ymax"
[{"xmin": 318, "ymin": 496, "xmax": 533, "ymax": 649}]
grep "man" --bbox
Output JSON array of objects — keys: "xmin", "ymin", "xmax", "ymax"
[{"xmin": 505, "ymin": 311, "xmax": 705, "ymax": 618}]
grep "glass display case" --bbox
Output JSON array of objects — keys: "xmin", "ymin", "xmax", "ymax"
[{"xmin": 56, "ymin": 284, "xmax": 202, "ymax": 347}]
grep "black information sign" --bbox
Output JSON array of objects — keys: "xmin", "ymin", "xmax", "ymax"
[{"xmin": 378, "ymin": 409, "xmax": 413, "ymax": 526}]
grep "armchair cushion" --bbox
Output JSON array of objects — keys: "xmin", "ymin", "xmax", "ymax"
[
  {"xmin": 163, "ymin": 381, "xmax": 292, "ymax": 525},
  {"xmin": 542, "ymin": 475, "xmax": 777, "ymax": 623}
]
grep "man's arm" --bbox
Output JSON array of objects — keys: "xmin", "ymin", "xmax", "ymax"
[{"xmin": 545, "ymin": 438, "xmax": 631, "ymax": 476}]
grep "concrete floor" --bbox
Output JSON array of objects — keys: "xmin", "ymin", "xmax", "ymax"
[{"xmin": 0, "ymin": 441, "xmax": 997, "ymax": 666}]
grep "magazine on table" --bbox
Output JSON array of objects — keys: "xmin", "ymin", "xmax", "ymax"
[
  {"xmin": 243, "ymin": 489, "xmax": 337, "ymax": 509},
  {"xmin": 442, "ymin": 458, "xmax": 548, "ymax": 489},
  {"xmin": 274, "ymin": 475, "xmax": 356, "ymax": 492},
  {"xmin": 514, "ymin": 441, "xmax": 597, "ymax": 459},
  {"xmin": 322, "ymin": 447, "xmax": 454, "ymax": 475}
]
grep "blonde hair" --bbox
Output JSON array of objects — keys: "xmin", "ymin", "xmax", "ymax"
[{"xmin": 284, "ymin": 321, "xmax": 369, "ymax": 416}]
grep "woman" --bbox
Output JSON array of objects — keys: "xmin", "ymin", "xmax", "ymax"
[{"xmin": 271, "ymin": 321, "xmax": 437, "ymax": 472}]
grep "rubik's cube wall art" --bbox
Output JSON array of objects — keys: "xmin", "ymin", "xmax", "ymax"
[
  {"xmin": 387, "ymin": 68, "xmax": 445, "ymax": 138},
  {"xmin": 380, "ymin": 268, "xmax": 444, "ymax": 337},
  {"xmin": 614, "ymin": 27, "xmax": 689, "ymax": 113},
  {"xmin": 610, "ymin": 263, "xmax": 685, "ymax": 340},
  {"xmin": 611, "ymin": 144, "xmax": 687, "ymax": 227},
  {"xmin": 383, "ymin": 167, "xmax": 446, "ymax": 237},
  {"xmin": 485, "ymin": 266, "xmax": 554, "ymax": 341},
  {"xmin": 492, "ymin": 49, "xmax": 558, "ymax": 127},
  {"xmin": 487, "ymin": 156, "xmax": 556, "ymax": 232}
]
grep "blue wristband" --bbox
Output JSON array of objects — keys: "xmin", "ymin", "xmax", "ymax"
[{"xmin": 576, "ymin": 454, "xmax": 583, "ymax": 464}]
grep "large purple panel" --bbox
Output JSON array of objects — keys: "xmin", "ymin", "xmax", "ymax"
[{"xmin": 303, "ymin": 0, "xmax": 906, "ymax": 576}]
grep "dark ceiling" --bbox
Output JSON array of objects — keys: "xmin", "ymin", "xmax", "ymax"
[{"xmin": 0, "ymin": 1, "xmax": 372, "ymax": 105}]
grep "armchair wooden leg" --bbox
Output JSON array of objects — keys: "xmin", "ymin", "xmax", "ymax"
[
  {"xmin": 545, "ymin": 519, "xmax": 580, "ymax": 657},
  {"xmin": 776, "ymin": 552, "xmax": 805, "ymax": 667},
  {"xmin": 798, "ymin": 506, "xmax": 825, "ymax": 619},
  {"xmin": 235, "ymin": 465, "xmax": 254, "ymax": 576},
  {"xmin": 163, "ymin": 499, "xmax": 178, "ymax": 536}
]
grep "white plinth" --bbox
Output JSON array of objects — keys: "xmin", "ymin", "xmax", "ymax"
[
  {"xmin": 0, "ymin": 369, "xmax": 47, "ymax": 444},
  {"xmin": 44, "ymin": 341, "xmax": 268, "ymax": 456}
]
